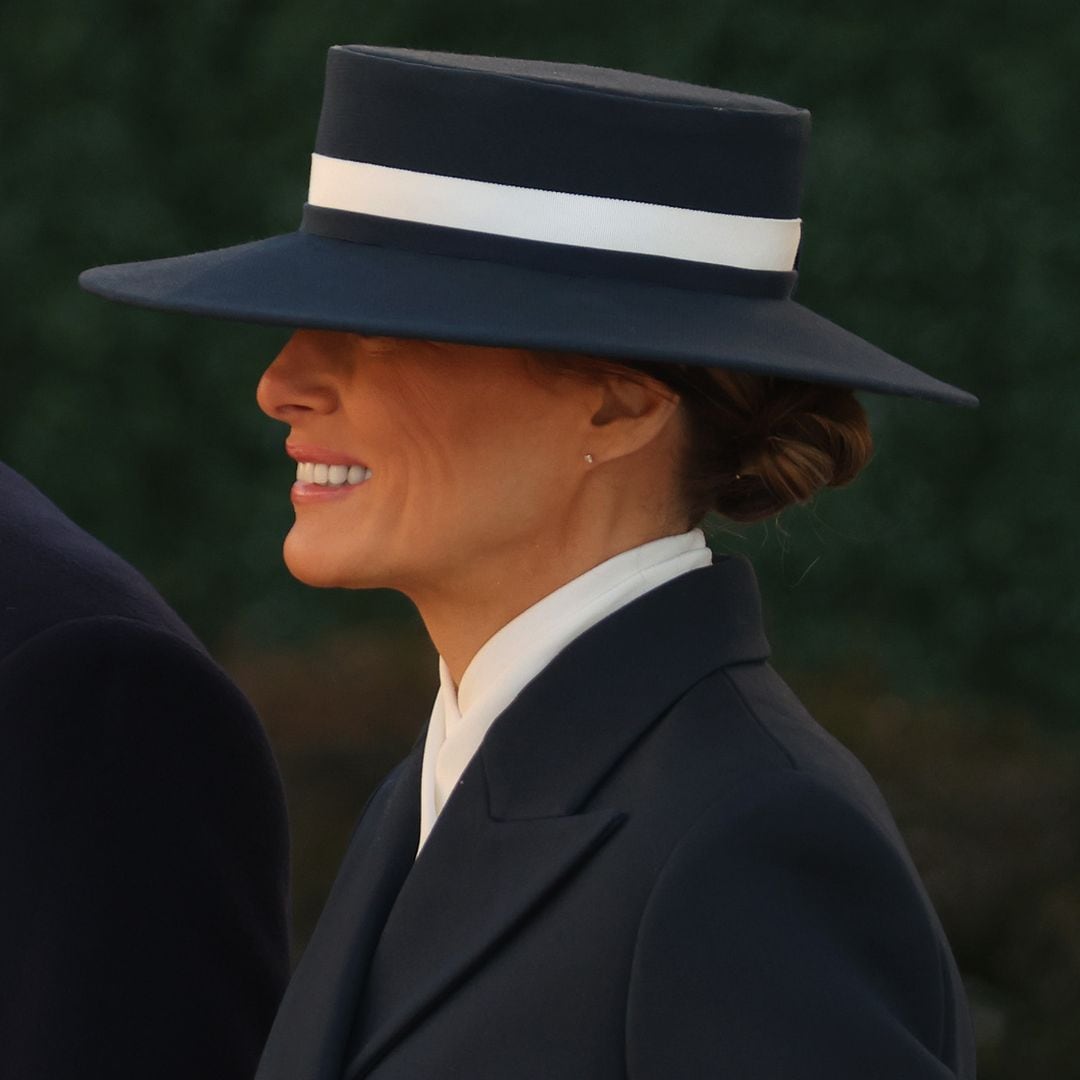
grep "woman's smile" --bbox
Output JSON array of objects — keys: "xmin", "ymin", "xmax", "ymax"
[{"xmin": 286, "ymin": 441, "xmax": 373, "ymax": 504}]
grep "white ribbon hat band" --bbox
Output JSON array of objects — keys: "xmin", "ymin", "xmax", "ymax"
[{"xmin": 307, "ymin": 153, "xmax": 801, "ymax": 273}]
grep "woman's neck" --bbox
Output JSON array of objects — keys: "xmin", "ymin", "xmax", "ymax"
[{"xmin": 406, "ymin": 520, "xmax": 686, "ymax": 687}]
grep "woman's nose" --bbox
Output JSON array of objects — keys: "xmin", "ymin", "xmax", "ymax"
[{"xmin": 256, "ymin": 330, "xmax": 340, "ymax": 421}]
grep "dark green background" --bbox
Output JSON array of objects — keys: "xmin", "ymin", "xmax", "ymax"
[{"xmin": 3, "ymin": 2, "xmax": 1077, "ymax": 1075}]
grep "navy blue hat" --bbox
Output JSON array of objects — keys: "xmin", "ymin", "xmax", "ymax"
[{"xmin": 79, "ymin": 46, "xmax": 978, "ymax": 407}]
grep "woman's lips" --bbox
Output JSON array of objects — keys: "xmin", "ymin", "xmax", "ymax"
[{"xmin": 290, "ymin": 479, "xmax": 369, "ymax": 504}]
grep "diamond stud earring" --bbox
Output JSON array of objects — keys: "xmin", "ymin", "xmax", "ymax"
[{"xmin": 584, "ymin": 453, "xmax": 594, "ymax": 464}]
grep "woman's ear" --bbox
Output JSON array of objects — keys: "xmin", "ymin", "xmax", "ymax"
[{"xmin": 587, "ymin": 373, "xmax": 682, "ymax": 463}]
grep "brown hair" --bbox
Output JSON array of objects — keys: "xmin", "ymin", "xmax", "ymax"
[{"xmin": 530, "ymin": 350, "xmax": 874, "ymax": 526}]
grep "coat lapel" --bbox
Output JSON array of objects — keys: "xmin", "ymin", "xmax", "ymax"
[
  {"xmin": 255, "ymin": 743, "xmax": 423, "ymax": 1080},
  {"xmin": 343, "ymin": 555, "xmax": 771, "ymax": 1079},
  {"xmin": 344, "ymin": 773, "xmax": 625, "ymax": 1078}
]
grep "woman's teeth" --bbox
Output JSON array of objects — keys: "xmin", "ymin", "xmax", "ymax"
[{"xmin": 295, "ymin": 461, "xmax": 372, "ymax": 486}]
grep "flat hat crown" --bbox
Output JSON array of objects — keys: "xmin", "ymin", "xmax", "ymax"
[{"xmin": 312, "ymin": 45, "xmax": 811, "ymax": 221}]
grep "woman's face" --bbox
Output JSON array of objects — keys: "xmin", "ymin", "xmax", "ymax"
[{"xmin": 255, "ymin": 330, "xmax": 602, "ymax": 599}]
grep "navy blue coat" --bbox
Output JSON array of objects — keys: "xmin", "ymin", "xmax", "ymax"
[
  {"xmin": 0, "ymin": 461, "xmax": 291, "ymax": 1078},
  {"xmin": 255, "ymin": 554, "xmax": 976, "ymax": 1079}
]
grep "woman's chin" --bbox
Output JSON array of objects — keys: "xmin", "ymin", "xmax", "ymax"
[
  {"xmin": 282, "ymin": 560, "xmax": 343, "ymax": 589},
  {"xmin": 282, "ymin": 534, "xmax": 363, "ymax": 589}
]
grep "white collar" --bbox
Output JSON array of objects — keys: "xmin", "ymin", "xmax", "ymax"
[{"xmin": 417, "ymin": 528, "xmax": 713, "ymax": 854}]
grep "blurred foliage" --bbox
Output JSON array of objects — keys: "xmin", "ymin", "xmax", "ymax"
[{"xmin": 2, "ymin": 0, "xmax": 1076, "ymax": 723}]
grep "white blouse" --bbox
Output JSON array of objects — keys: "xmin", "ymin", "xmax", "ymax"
[{"xmin": 416, "ymin": 528, "xmax": 713, "ymax": 855}]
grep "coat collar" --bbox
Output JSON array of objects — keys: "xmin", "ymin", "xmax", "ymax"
[
  {"xmin": 481, "ymin": 553, "xmax": 770, "ymax": 819},
  {"xmin": 341, "ymin": 554, "xmax": 770, "ymax": 1078}
]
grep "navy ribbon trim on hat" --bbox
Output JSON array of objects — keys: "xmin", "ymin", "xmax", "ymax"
[{"xmin": 300, "ymin": 205, "xmax": 798, "ymax": 299}]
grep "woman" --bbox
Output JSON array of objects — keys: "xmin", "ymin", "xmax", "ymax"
[{"xmin": 80, "ymin": 45, "xmax": 978, "ymax": 1079}]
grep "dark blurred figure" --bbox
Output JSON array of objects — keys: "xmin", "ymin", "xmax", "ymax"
[{"xmin": 0, "ymin": 460, "xmax": 290, "ymax": 1078}]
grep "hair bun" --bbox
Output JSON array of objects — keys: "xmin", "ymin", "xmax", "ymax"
[{"xmin": 672, "ymin": 368, "xmax": 874, "ymax": 524}]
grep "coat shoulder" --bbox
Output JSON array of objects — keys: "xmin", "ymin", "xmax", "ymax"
[
  {"xmin": 616, "ymin": 658, "xmax": 910, "ymax": 854},
  {"xmin": 623, "ymin": 761, "xmax": 962, "ymax": 1077},
  {"xmin": 722, "ymin": 661, "xmax": 907, "ymax": 842},
  {"xmin": 614, "ymin": 663, "xmax": 974, "ymax": 1077},
  {"xmin": 0, "ymin": 614, "xmax": 280, "ymax": 793},
  {"xmin": 0, "ymin": 461, "xmax": 201, "ymax": 656}
]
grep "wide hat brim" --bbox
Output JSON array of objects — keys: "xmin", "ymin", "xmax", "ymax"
[
  {"xmin": 79, "ymin": 45, "xmax": 978, "ymax": 408},
  {"xmin": 79, "ymin": 228, "xmax": 977, "ymax": 407}
]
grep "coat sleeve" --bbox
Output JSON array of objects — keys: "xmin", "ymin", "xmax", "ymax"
[
  {"xmin": 625, "ymin": 768, "xmax": 959, "ymax": 1079},
  {"xmin": 0, "ymin": 615, "xmax": 291, "ymax": 1080}
]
